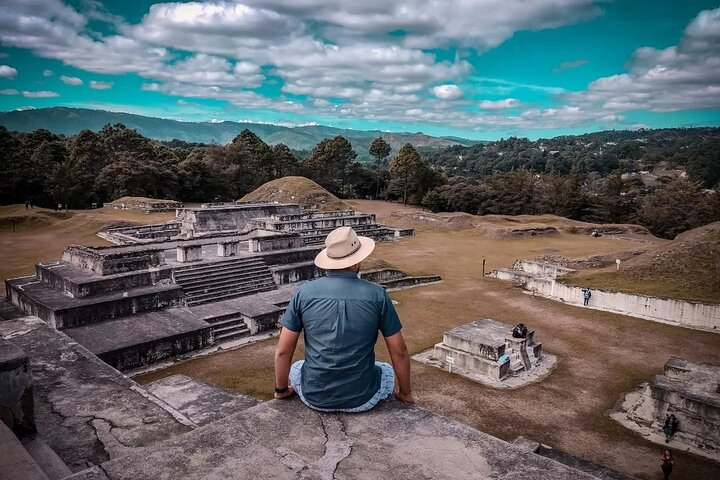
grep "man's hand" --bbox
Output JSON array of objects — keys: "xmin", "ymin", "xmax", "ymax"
[
  {"xmin": 274, "ymin": 385, "xmax": 296, "ymax": 400},
  {"xmin": 394, "ymin": 390, "xmax": 415, "ymax": 403}
]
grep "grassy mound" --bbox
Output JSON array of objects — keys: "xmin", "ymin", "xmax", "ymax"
[
  {"xmin": 565, "ymin": 222, "xmax": 720, "ymax": 303},
  {"xmin": 239, "ymin": 176, "xmax": 349, "ymax": 211}
]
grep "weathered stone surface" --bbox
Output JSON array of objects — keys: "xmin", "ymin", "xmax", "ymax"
[
  {"xmin": 63, "ymin": 309, "xmax": 213, "ymax": 371},
  {"xmin": 143, "ymin": 375, "xmax": 261, "ymax": 426},
  {"xmin": 0, "ymin": 421, "xmax": 50, "ymax": 480},
  {"xmin": 414, "ymin": 319, "xmax": 554, "ymax": 388},
  {"xmin": 611, "ymin": 357, "xmax": 720, "ymax": 461},
  {"xmin": 68, "ymin": 399, "xmax": 599, "ymax": 480},
  {"xmin": 0, "ymin": 317, "xmax": 193, "ymax": 472},
  {"xmin": 0, "ymin": 338, "xmax": 35, "ymax": 437}
]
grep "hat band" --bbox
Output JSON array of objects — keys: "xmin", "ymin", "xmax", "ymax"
[{"xmin": 327, "ymin": 240, "xmax": 361, "ymax": 260}]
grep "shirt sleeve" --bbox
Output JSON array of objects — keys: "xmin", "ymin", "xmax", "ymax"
[
  {"xmin": 379, "ymin": 290, "xmax": 402, "ymax": 337},
  {"xmin": 282, "ymin": 291, "xmax": 303, "ymax": 332}
]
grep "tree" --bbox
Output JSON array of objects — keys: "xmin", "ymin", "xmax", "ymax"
[
  {"xmin": 637, "ymin": 176, "xmax": 708, "ymax": 238},
  {"xmin": 302, "ymin": 136, "xmax": 357, "ymax": 195},
  {"xmin": 389, "ymin": 143, "xmax": 425, "ymax": 205},
  {"xmin": 271, "ymin": 144, "xmax": 300, "ymax": 178},
  {"xmin": 369, "ymin": 137, "xmax": 391, "ymax": 198}
]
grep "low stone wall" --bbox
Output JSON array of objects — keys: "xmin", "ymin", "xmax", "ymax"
[
  {"xmin": 249, "ymin": 234, "xmax": 306, "ymax": 253},
  {"xmin": 360, "ymin": 269, "xmax": 406, "ymax": 283},
  {"xmin": 178, "ymin": 203, "xmax": 301, "ymax": 235},
  {"xmin": 493, "ymin": 270, "xmax": 719, "ymax": 332},
  {"xmin": 271, "ymin": 263, "xmax": 322, "ymax": 285},
  {"xmin": 36, "ymin": 263, "xmax": 173, "ymax": 298},
  {"xmin": 382, "ymin": 276, "xmax": 442, "ymax": 290},
  {"xmin": 98, "ymin": 329, "xmax": 213, "ymax": 372},
  {"xmin": 259, "ymin": 247, "xmax": 321, "ymax": 266},
  {"xmin": 62, "ymin": 245, "xmax": 165, "ymax": 275},
  {"xmin": 511, "ymin": 260, "xmax": 575, "ymax": 279}
]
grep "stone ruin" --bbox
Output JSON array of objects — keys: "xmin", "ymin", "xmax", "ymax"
[
  {"xmin": 611, "ymin": 357, "xmax": 720, "ymax": 462},
  {"xmin": 4, "ymin": 202, "xmax": 432, "ymax": 372},
  {"xmin": 0, "ymin": 313, "xmax": 638, "ymax": 480},
  {"xmin": 413, "ymin": 318, "xmax": 556, "ymax": 387},
  {"xmin": 105, "ymin": 197, "xmax": 184, "ymax": 213}
]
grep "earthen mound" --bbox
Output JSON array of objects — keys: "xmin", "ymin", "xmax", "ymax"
[
  {"xmin": 566, "ymin": 222, "xmax": 720, "ymax": 303},
  {"xmin": 239, "ymin": 176, "xmax": 349, "ymax": 211},
  {"xmin": 388, "ymin": 210, "xmax": 475, "ymax": 230}
]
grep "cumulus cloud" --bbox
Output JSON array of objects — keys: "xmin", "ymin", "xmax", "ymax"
[
  {"xmin": 0, "ymin": 65, "xmax": 18, "ymax": 78},
  {"xmin": 566, "ymin": 7, "xmax": 720, "ymax": 112},
  {"xmin": 22, "ymin": 90, "xmax": 59, "ymax": 98},
  {"xmin": 432, "ymin": 84, "xmax": 463, "ymax": 100},
  {"xmin": 89, "ymin": 80, "xmax": 113, "ymax": 90},
  {"xmin": 0, "ymin": 88, "xmax": 19, "ymax": 95},
  {"xmin": 60, "ymin": 75, "xmax": 83, "ymax": 85},
  {"xmin": 479, "ymin": 98, "xmax": 519, "ymax": 109}
]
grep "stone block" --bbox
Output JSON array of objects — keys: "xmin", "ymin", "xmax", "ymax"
[
  {"xmin": 217, "ymin": 241, "xmax": 240, "ymax": 257},
  {"xmin": 0, "ymin": 339, "xmax": 35, "ymax": 437},
  {"xmin": 176, "ymin": 245, "xmax": 202, "ymax": 263}
]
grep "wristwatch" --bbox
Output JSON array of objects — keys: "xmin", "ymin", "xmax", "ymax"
[{"xmin": 274, "ymin": 386, "xmax": 288, "ymax": 394}]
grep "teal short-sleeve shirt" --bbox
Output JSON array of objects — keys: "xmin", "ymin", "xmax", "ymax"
[{"xmin": 282, "ymin": 270, "xmax": 402, "ymax": 409}]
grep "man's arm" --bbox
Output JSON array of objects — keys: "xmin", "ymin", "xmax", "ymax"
[
  {"xmin": 384, "ymin": 331, "xmax": 414, "ymax": 403},
  {"xmin": 274, "ymin": 327, "xmax": 300, "ymax": 399}
]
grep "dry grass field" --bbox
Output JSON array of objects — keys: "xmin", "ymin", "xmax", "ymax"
[{"xmin": 2, "ymin": 200, "xmax": 719, "ymax": 479}]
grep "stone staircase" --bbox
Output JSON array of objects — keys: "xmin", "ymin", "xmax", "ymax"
[
  {"xmin": 173, "ymin": 258, "xmax": 277, "ymax": 306},
  {"xmin": 205, "ymin": 312, "xmax": 250, "ymax": 342}
]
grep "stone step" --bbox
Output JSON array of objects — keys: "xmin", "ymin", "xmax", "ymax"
[
  {"xmin": 213, "ymin": 323, "xmax": 249, "ymax": 336},
  {"xmin": 182, "ymin": 276, "xmax": 276, "ymax": 298},
  {"xmin": 174, "ymin": 257, "xmax": 262, "ymax": 273},
  {"xmin": 176, "ymin": 268, "xmax": 274, "ymax": 288},
  {"xmin": 209, "ymin": 318, "xmax": 245, "ymax": 330},
  {"xmin": 205, "ymin": 314, "xmax": 245, "ymax": 327},
  {"xmin": 174, "ymin": 260, "xmax": 266, "ymax": 279},
  {"xmin": 214, "ymin": 329, "xmax": 251, "ymax": 342},
  {"xmin": 186, "ymin": 284, "xmax": 278, "ymax": 306}
]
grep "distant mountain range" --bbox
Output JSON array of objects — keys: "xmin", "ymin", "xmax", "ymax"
[{"xmin": 0, "ymin": 107, "xmax": 478, "ymax": 155}]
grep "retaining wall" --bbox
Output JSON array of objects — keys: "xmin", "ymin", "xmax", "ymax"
[{"xmin": 494, "ymin": 270, "xmax": 719, "ymax": 332}]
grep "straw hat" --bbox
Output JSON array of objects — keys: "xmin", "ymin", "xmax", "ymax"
[{"xmin": 314, "ymin": 226, "xmax": 375, "ymax": 270}]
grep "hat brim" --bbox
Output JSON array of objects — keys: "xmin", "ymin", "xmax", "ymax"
[{"xmin": 314, "ymin": 236, "xmax": 375, "ymax": 270}]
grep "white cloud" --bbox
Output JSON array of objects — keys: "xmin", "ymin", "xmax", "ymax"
[
  {"xmin": 89, "ymin": 80, "xmax": 113, "ymax": 90},
  {"xmin": 60, "ymin": 75, "xmax": 83, "ymax": 85},
  {"xmin": 15, "ymin": 106, "xmax": 36, "ymax": 111},
  {"xmin": 566, "ymin": 7, "xmax": 720, "ymax": 113},
  {"xmin": 0, "ymin": 65, "xmax": 18, "ymax": 78},
  {"xmin": 479, "ymin": 98, "xmax": 519, "ymax": 109},
  {"xmin": 0, "ymin": 88, "xmax": 19, "ymax": 95},
  {"xmin": 22, "ymin": 90, "xmax": 59, "ymax": 98},
  {"xmin": 432, "ymin": 84, "xmax": 463, "ymax": 100},
  {"xmin": 43, "ymin": 69, "xmax": 54, "ymax": 76}
]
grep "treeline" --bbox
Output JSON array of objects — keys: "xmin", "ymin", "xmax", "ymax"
[
  {"xmin": 0, "ymin": 124, "xmax": 437, "ymax": 209},
  {"xmin": 421, "ymin": 171, "xmax": 720, "ymax": 239},
  {"xmin": 419, "ymin": 127, "xmax": 720, "ymax": 188},
  {"xmin": 1, "ymin": 123, "xmax": 718, "ymax": 239}
]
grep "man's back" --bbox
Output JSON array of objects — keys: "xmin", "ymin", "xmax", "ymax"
[{"xmin": 282, "ymin": 270, "xmax": 401, "ymax": 409}]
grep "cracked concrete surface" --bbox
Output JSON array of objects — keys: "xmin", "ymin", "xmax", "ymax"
[
  {"xmin": 0, "ymin": 317, "xmax": 192, "ymax": 472},
  {"xmin": 67, "ymin": 399, "xmax": 600, "ymax": 480}
]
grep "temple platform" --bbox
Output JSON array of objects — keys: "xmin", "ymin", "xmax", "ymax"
[
  {"xmin": 610, "ymin": 357, "xmax": 720, "ymax": 462},
  {"xmin": 413, "ymin": 319, "xmax": 557, "ymax": 388}
]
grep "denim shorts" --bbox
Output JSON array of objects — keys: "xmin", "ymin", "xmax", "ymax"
[{"xmin": 289, "ymin": 360, "xmax": 394, "ymax": 413}]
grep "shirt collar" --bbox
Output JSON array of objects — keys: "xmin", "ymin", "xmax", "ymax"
[{"xmin": 326, "ymin": 270, "xmax": 359, "ymax": 278}]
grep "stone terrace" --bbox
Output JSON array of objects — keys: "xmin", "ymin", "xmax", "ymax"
[{"xmin": 0, "ymin": 314, "xmax": 636, "ymax": 480}]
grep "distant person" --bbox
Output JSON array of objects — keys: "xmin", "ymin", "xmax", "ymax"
[
  {"xmin": 512, "ymin": 323, "xmax": 528, "ymax": 338},
  {"xmin": 274, "ymin": 226, "xmax": 414, "ymax": 411},
  {"xmin": 661, "ymin": 449, "xmax": 674, "ymax": 480},
  {"xmin": 24, "ymin": 200, "xmax": 30, "ymax": 210},
  {"xmin": 582, "ymin": 288, "xmax": 592, "ymax": 306},
  {"xmin": 664, "ymin": 414, "xmax": 679, "ymax": 442}
]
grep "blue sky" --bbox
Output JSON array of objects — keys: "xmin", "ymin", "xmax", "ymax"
[{"xmin": 0, "ymin": 0, "xmax": 719, "ymax": 140}]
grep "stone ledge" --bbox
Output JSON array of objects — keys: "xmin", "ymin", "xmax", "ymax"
[{"xmin": 67, "ymin": 398, "xmax": 600, "ymax": 480}]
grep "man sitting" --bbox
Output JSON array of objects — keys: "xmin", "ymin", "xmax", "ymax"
[{"xmin": 273, "ymin": 226, "xmax": 414, "ymax": 411}]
